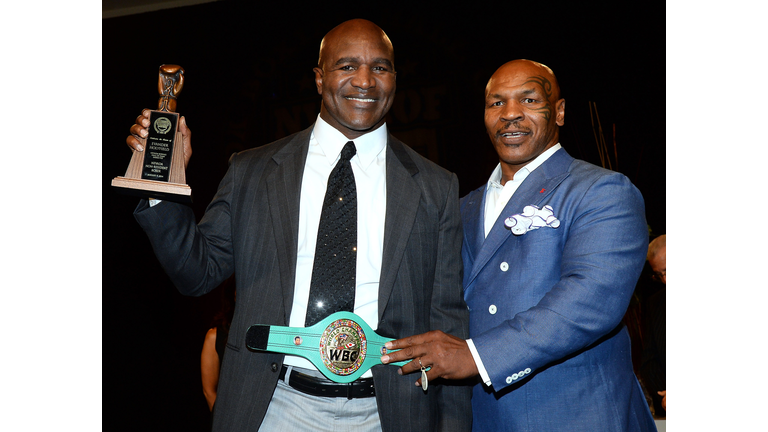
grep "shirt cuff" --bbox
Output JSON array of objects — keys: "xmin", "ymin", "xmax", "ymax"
[
  {"xmin": 466, "ymin": 338, "xmax": 492, "ymax": 386},
  {"xmin": 149, "ymin": 198, "xmax": 162, "ymax": 207}
]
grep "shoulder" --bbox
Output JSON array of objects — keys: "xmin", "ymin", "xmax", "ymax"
[
  {"xmin": 388, "ymin": 134, "xmax": 454, "ymax": 180},
  {"xmin": 203, "ymin": 328, "xmax": 218, "ymax": 349},
  {"xmin": 460, "ymin": 184, "xmax": 486, "ymax": 209},
  {"xmin": 555, "ymin": 157, "xmax": 647, "ymax": 238},
  {"xmin": 562, "ymin": 157, "xmax": 642, "ymax": 202},
  {"xmin": 568, "ymin": 158, "xmax": 622, "ymax": 180},
  {"xmin": 229, "ymin": 127, "xmax": 312, "ymax": 166},
  {"xmin": 566, "ymin": 156, "xmax": 633, "ymax": 184}
]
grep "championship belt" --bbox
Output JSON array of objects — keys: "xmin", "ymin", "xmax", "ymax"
[{"xmin": 245, "ymin": 311, "xmax": 408, "ymax": 383}]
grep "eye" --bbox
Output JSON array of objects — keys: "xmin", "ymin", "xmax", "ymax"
[
  {"xmin": 522, "ymin": 98, "xmax": 536, "ymax": 104},
  {"xmin": 339, "ymin": 65, "xmax": 355, "ymax": 71},
  {"xmin": 488, "ymin": 101, "xmax": 503, "ymax": 107}
]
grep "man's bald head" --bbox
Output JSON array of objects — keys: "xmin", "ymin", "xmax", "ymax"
[
  {"xmin": 648, "ymin": 235, "xmax": 666, "ymax": 285},
  {"xmin": 648, "ymin": 235, "xmax": 666, "ymax": 262},
  {"xmin": 317, "ymin": 19, "xmax": 395, "ymax": 70},
  {"xmin": 486, "ymin": 59, "xmax": 561, "ymax": 102}
]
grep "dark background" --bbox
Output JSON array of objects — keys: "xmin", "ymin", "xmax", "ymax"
[{"xmin": 103, "ymin": 2, "xmax": 664, "ymax": 429}]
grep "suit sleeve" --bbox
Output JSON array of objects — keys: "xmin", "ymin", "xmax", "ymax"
[
  {"xmin": 430, "ymin": 173, "xmax": 473, "ymax": 430},
  {"xmin": 472, "ymin": 172, "xmax": 648, "ymax": 391},
  {"xmin": 133, "ymin": 153, "xmax": 239, "ymax": 296}
]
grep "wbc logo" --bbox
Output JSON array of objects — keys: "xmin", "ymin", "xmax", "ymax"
[{"xmin": 319, "ymin": 318, "xmax": 367, "ymax": 376}]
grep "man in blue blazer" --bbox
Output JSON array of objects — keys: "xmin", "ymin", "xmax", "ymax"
[{"xmin": 383, "ymin": 59, "xmax": 657, "ymax": 431}]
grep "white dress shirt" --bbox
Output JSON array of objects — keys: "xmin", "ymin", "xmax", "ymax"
[
  {"xmin": 283, "ymin": 115, "xmax": 388, "ymax": 376},
  {"xmin": 467, "ymin": 143, "xmax": 561, "ymax": 386}
]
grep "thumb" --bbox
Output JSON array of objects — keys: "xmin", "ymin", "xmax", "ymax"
[{"xmin": 179, "ymin": 116, "xmax": 192, "ymax": 168}]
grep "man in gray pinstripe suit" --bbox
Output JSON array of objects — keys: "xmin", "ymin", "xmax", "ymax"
[{"xmin": 126, "ymin": 19, "xmax": 470, "ymax": 431}]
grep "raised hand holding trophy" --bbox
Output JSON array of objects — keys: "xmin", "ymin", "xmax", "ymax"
[{"xmin": 112, "ymin": 64, "xmax": 192, "ymax": 203}]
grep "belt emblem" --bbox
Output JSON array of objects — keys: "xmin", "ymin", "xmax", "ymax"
[{"xmin": 319, "ymin": 318, "xmax": 367, "ymax": 376}]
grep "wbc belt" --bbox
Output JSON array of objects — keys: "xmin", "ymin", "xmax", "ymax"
[{"xmin": 245, "ymin": 311, "xmax": 407, "ymax": 383}]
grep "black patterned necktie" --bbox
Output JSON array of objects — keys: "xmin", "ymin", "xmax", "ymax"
[{"xmin": 305, "ymin": 141, "xmax": 358, "ymax": 327}]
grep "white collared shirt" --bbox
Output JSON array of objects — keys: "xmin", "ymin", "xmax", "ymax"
[
  {"xmin": 469, "ymin": 143, "xmax": 561, "ymax": 386},
  {"xmin": 284, "ymin": 115, "xmax": 387, "ymax": 376},
  {"xmin": 483, "ymin": 144, "xmax": 561, "ymax": 238}
]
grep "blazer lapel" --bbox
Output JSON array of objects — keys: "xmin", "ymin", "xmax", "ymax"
[
  {"xmin": 466, "ymin": 148, "xmax": 573, "ymax": 289},
  {"xmin": 378, "ymin": 136, "xmax": 421, "ymax": 320},
  {"xmin": 265, "ymin": 127, "xmax": 312, "ymax": 323}
]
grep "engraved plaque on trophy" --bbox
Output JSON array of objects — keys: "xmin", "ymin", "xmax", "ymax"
[{"xmin": 112, "ymin": 64, "xmax": 192, "ymax": 203}]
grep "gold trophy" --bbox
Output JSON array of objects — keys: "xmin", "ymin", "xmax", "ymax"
[{"xmin": 112, "ymin": 64, "xmax": 192, "ymax": 203}]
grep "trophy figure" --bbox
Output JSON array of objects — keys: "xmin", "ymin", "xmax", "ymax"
[{"xmin": 112, "ymin": 64, "xmax": 192, "ymax": 203}]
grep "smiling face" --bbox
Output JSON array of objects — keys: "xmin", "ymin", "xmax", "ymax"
[
  {"xmin": 314, "ymin": 20, "xmax": 397, "ymax": 140},
  {"xmin": 484, "ymin": 60, "xmax": 565, "ymax": 182}
]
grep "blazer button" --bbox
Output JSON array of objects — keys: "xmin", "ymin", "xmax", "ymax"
[
  {"xmin": 500, "ymin": 262, "xmax": 509, "ymax": 271},
  {"xmin": 489, "ymin": 305, "xmax": 497, "ymax": 314},
  {"xmin": 524, "ymin": 368, "xmax": 531, "ymax": 374},
  {"xmin": 271, "ymin": 362, "xmax": 278, "ymax": 372},
  {"xmin": 506, "ymin": 376, "xmax": 513, "ymax": 384}
]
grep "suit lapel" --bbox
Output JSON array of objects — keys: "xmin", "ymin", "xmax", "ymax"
[
  {"xmin": 378, "ymin": 136, "xmax": 421, "ymax": 320},
  {"xmin": 265, "ymin": 127, "xmax": 312, "ymax": 323},
  {"xmin": 461, "ymin": 188, "xmax": 486, "ymax": 266},
  {"xmin": 466, "ymin": 149, "xmax": 573, "ymax": 289}
]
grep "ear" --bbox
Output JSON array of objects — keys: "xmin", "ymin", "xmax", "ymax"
[
  {"xmin": 555, "ymin": 99, "xmax": 565, "ymax": 126},
  {"xmin": 313, "ymin": 67, "xmax": 324, "ymax": 95}
]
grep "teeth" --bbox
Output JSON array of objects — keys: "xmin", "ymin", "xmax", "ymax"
[{"xmin": 346, "ymin": 97, "xmax": 375, "ymax": 102}]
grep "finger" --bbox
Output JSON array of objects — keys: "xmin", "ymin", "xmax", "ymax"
[
  {"xmin": 126, "ymin": 133, "xmax": 144, "ymax": 152},
  {"xmin": 180, "ymin": 117, "xmax": 192, "ymax": 147},
  {"xmin": 414, "ymin": 367, "xmax": 439, "ymax": 388},
  {"xmin": 381, "ymin": 345, "xmax": 419, "ymax": 364},
  {"xmin": 129, "ymin": 123, "xmax": 148, "ymax": 139},
  {"xmin": 385, "ymin": 334, "xmax": 423, "ymax": 350},
  {"xmin": 126, "ymin": 109, "xmax": 152, "ymax": 152},
  {"xmin": 422, "ymin": 369, "xmax": 438, "ymax": 386},
  {"xmin": 137, "ymin": 109, "xmax": 151, "ymax": 127},
  {"xmin": 178, "ymin": 116, "xmax": 187, "ymax": 133},
  {"xmin": 400, "ymin": 358, "xmax": 425, "ymax": 375},
  {"xmin": 399, "ymin": 355, "xmax": 436, "ymax": 378},
  {"xmin": 179, "ymin": 116, "xmax": 192, "ymax": 168}
]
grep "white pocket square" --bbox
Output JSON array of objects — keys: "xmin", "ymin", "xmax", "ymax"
[{"xmin": 504, "ymin": 205, "xmax": 561, "ymax": 236}]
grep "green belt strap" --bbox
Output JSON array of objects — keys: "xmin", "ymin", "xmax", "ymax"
[{"xmin": 246, "ymin": 311, "xmax": 408, "ymax": 383}]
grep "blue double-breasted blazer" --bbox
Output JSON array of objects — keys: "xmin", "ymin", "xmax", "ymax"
[{"xmin": 462, "ymin": 148, "xmax": 656, "ymax": 431}]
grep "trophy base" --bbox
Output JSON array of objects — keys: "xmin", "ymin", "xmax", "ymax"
[{"xmin": 112, "ymin": 176, "xmax": 192, "ymax": 204}]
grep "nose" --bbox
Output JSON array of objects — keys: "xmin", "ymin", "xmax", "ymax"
[
  {"xmin": 500, "ymin": 101, "xmax": 523, "ymax": 123},
  {"xmin": 351, "ymin": 66, "xmax": 375, "ymax": 90}
]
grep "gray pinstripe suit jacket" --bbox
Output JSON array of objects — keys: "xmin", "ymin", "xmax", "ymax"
[{"xmin": 135, "ymin": 125, "xmax": 471, "ymax": 431}]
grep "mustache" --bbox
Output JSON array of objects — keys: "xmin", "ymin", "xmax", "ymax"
[{"xmin": 496, "ymin": 121, "xmax": 531, "ymax": 135}]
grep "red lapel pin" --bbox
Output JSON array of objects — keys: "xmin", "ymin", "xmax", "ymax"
[{"xmin": 540, "ymin": 188, "xmax": 546, "ymax": 193}]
